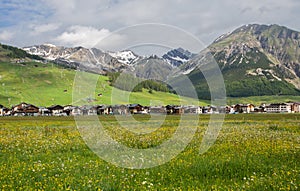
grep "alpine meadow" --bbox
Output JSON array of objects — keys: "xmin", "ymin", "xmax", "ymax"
[
  {"xmin": 1, "ymin": 3, "xmax": 300, "ymax": 189},
  {"xmin": 0, "ymin": 115, "xmax": 299, "ymax": 190}
]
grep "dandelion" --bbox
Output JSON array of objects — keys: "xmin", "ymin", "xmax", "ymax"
[{"xmin": 148, "ymin": 183, "xmax": 154, "ymax": 188}]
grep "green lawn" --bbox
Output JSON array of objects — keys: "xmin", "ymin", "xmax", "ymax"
[{"xmin": 0, "ymin": 114, "xmax": 299, "ymax": 190}]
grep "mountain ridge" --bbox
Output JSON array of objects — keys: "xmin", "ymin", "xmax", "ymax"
[
  {"xmin": 23, "ymin": 44, "xmax": 196, "ymax": 82},
  {"xmin": 4, "ymin": 23, "xmax": 300, "ymax": 99}
]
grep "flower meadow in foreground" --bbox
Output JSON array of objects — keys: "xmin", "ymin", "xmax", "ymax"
[{"xmin": 0, "ymin": 114, "xmax": 299, "ymax": 190}]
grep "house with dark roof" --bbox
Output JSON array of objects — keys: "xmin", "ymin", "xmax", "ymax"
[
  {"xmin": 0, "ymin": 105, "xmax": 10, "ymax": 116},
  {"xmin": 11, "ymin": 102, "xmax": 39, "ymax": 116},
  {"xmin": 128, "ymin": 104, "xmax": 145, "ymax": 114},
  {"xmin": 166, "ymin": 105, "xmax": 184, "ymax": 114},
  {"xmin": 47, "ymin": 105, "xmax": 65, "ymax": 116},
  {"xmin": 96, "ymin": 105, "xmax": 112, "ymax": 115},
  {"xmin": 233, "ymin": 104, "xmax": 255, "ymax": 113}
]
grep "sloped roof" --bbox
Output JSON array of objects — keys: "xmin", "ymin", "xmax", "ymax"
[{"xmin": 47, "ymin": 105, "xmax": 64, "ymax": 110}]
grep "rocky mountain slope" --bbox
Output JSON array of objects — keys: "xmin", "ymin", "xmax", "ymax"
[
  {"xmin": 23, "ymin": 44, "xmax": 129, "ymax": 74},
  {"xmin": 179, "ymin": 24, "xmax": 300, "ymax": 98},
  {"xmin": 131, "ymin": 55, "xmax": 173, "ymax": 81},
  {"xmin": 162, "ymin": 47, "xmax": 196, "ymax": 67},
  {"xmin": 23, "ymin": 44, "xmax": 194, "ymax": 80},
  {"xmin": 108, "ymin": 50, "xmax": 139, "ymax": 65},
  {"xmin": 213, "ymin": 24, "xmax": 300, "ymax": 88}
]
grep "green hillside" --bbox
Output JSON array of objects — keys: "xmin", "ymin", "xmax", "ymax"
[
  {"xmin": 0, "ymin": 61, "xmax": 202, "ymax": 107},
  {"xmin": 0, "ymin": 43, "xmax": 43, "ymax": 62}
]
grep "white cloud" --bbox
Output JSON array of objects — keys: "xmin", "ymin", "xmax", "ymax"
[
  {"xmin": 54, "ymin": 25, "xmax": 125, "ymax": 49},
  {"xmin": 0, "ymin": 31, "xmax": 14, "ymax": 41},
  {"xmin": 30, "ymin": 23, "xmax": 61, "ymax": 35},
  {"xmin": 2, "ymin": 0, "xmax": 300, "ymax": 49}
]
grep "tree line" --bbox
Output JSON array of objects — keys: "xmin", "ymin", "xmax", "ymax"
[
  {"xmin": 1, "ymin": 44, "xmax": 44, "ymax": 60},
  {"xmin": 107, "ymin": 72, "xmax": 171, "ymax": 93}
]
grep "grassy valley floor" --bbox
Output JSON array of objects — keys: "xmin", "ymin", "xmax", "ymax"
[{"xmin": 0, "ymin": 114, "xmax": 299, "ymax": 190}]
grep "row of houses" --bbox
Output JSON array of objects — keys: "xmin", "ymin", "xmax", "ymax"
[
  {"xmin": 123, "ymin": 102, "xmax": 300, "ymax": 114},
  {"xmin": 0, "ymin": 102, "xmax": 300, "ymax": 116},
  {"xmin": 229, "ymin": 102, "xmax": 300, "ymax": 113},
  {"xmin": 0, "ymin": 103, "xmax": 147, "ymax": 116}
]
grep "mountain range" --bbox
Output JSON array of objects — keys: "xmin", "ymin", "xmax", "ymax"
[
  {"xmin": 3, "ymin": 23, "xmax": 300, "ymax": 99},
  {"xmin": 189, "ymin": 24, "xmax": 300, "ymax": 98}
]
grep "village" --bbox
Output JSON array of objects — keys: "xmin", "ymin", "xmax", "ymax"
[{"xmin": 0, "ymin": 101, "xmax": 300, "ymax": 116}]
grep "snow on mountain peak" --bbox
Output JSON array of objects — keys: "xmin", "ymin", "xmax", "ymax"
[
  {"xmin": 42, "ymin": 43, "xmax": 57, "ymax": 48},
  {"xmin": 162, "ymin": 48, "xmax": 196, "ymax": 67},
  {"xmin": 108, "ymin": 50, "xmax": 139, "ymax": 64}
]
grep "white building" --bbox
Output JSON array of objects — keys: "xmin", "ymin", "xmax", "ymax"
[{"xmin": 265, "ymin": 103, "xmax": 292, "ymax": 113}]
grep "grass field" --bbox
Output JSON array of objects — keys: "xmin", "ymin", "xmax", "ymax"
[
  {"xmin": 0, "ymin": 61, "xmax": 202, "ymax": 107},
  {"xmin": 0, "ymin": 114, "xmax": 299, "ymax": 190}
]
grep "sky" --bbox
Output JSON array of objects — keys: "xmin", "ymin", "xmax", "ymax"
[{"xmin": 1, "ymin": 0, "xmax": 300, "ymax": 54}]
